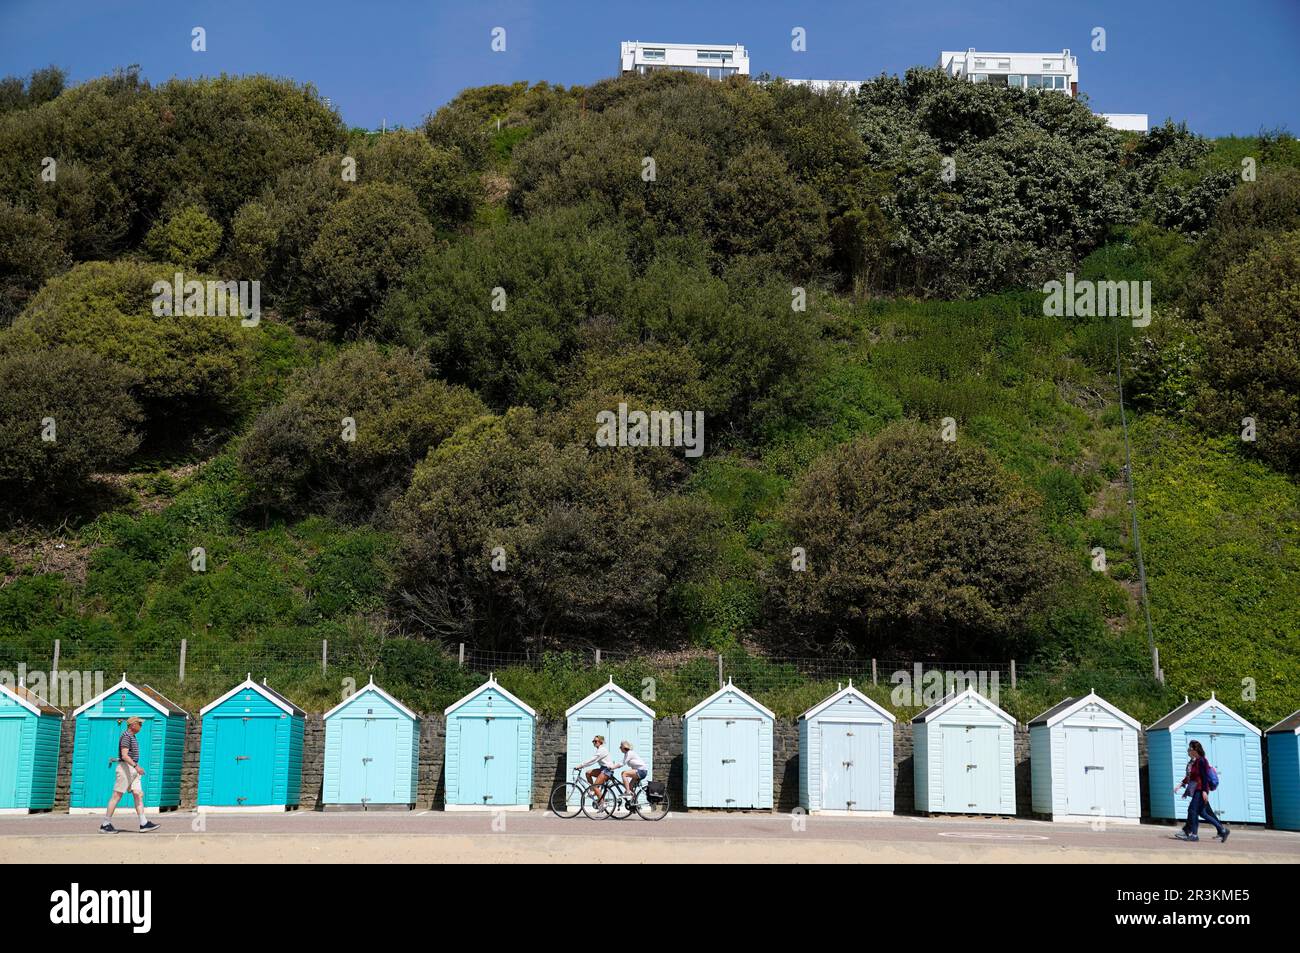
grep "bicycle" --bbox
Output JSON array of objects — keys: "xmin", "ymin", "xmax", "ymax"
[{"xmin": 550, "ymin": 768, "xmax": 669, "ymax": 821}]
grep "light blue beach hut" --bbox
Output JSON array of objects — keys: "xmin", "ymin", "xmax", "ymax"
[
  {"xmin": 70, "ymin": 676, "xmax": 188, "ymax": 813},
  {"xmin": 198, "ymin": 676, "xmax": 305, "ymax": 812},
  {"xmin": 565, "ymin": 678, "xmax": 654, "ymax": 781},
  {"xmin": 443, "ymin": 676, "xmax": 535, "ymax": 811},
  {"xmin": 322, "ymin": 678, "xmax": 420, "ymax": 809},
  {"xmin": 0, "ymin": 681, "xmax": 63, "ymax": 813},
  {"xmin": 682, "ymin": 679, "xmax": 774, "ymax": 810},
  {"xmin": 798, "ymin": 682, "xmax": 895, "ymax": 815},
  {"xmin": 1266, "ymin": 709, "xmax": 1300, "ymax": 831},
  {"xmin": 1029, "ymin": 692, "xmax": 1141, "ymax": 823},
  {"xmin": 913, "ymin": 686, "xmax": 1016, "ymax": 815},
  {"xmin": 1146, "ymin": 694, "xmax": 1265, "ymax": 824}
]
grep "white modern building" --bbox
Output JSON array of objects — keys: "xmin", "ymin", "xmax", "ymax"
[
  {"xmin": 938, "ymin": 49, "xmax": 1079, "ymax": 96},
  {"xmin": 783, "ymin": 79, "xmax": 863, "ymax": 94},
  {"xmin": 1099, "ymin": 113, "xmax": 1150, "ymax": 132},
  {"xmin": 619, "ymin": 41, "xmax": 749, "ymax": 79}
]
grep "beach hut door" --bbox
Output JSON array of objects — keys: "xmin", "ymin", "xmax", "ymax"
[
  {"xmin": 0, "ymin": 718, "xmax": 21, "ymax": 806},
  {"xmin": 338, "ymin": 717, "xmax": 370, "ymax": 803},
  {"xmin": 87, "ymin": 716, "xmax": 152, "ymax": 807},
  {"xmin": 820, "ymin": 722, "xmax": 878, "ymax": 811},
  {"xmin": 464, "ymin": 716, "xmax": 519, "ymax": 805},
  {"xmin": 1204, "ymin": 733, "xmax": 1246, "ymax": 819},
  {"xmin": 1065, "ymin": 725, "xmax": 1124, "ymax": 818}
]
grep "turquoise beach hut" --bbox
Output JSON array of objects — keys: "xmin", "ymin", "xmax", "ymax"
[
  {"xmin": 0, "ymin": 681, "xmax": 63, "ymax": 813},
  {"xmin": 798, "ymin": 682, "xmax": 895, "ymax": 815},
  {"xmin": 443, "ymin": 676, "xmax": 535, "ymax": 811},
  {"xmin": 682, "ymin": 679, "xmax": 774, "ymax": 810},
  {"xmin": 198, "ymin": 676, "xmax": 305, "ymax": 812},
  {"xmin": 1029, "ymin": 692, "xmax": 1141, "ymax": 824},
  {"xmin": 564, "ymin": 678, "xmax": 655, "ymax": 783},
  {"xmin": 322, "ymin": 678, "xmax": 420, "ymax": 809},
  {"xmin": 913, "ymin": 686, "xmax": 1017, "ymax": 815},
  {"xmin": 1147, "ymin": 694, "xmax": 1265, "ymax": 824},
  {"xmin": 1266, "ymin": 709, "xmax": 1300, "ymax": 831},
  {"xmin": 70, "ymin": 676, "xmax": 187, "ymax": 813}
]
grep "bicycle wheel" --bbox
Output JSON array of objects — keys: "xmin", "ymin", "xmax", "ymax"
[
  {"xmin": 608, "ymin": 788, "xmax": 633, "ymax": 820},
  {"xmin": 634, "ymin": 789, "xmax": 670, "ymax": 821},
  {"xmin": 549, "ymin": 782, "xmax": 584, "ymax": 819},
  {"xmin": 581, "ymin": 785, "xmax": 614, "ymax": 820}
]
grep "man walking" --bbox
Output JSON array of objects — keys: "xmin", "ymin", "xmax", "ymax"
[{"xmin": 100, "ymin": 716, "xmax": 160, "ymax": 834}]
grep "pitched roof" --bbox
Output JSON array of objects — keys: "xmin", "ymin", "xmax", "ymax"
[
  {"xmin": 682, "ymin": 680, "xmax": 775, "ymax": 721},
  {"xmin": 564, "ymin": 678, "xmax": 655, "ymax": 718},
  {"xmin": 444, "ymin": 676, "xmax": 536, "ymax": 718},
  {"xmin": 323, "ymin": 678, "xmax": 419, "ymax": 721},
  {"xmin": 200, "ymin": 676, "xmax": 303, "ymax": 717},
  {"xmin": 73, "ymin": 676, "xmax": 190, "ymax": 718},
  {"xmin": 1147, "ymin": 694, "xmax": 1260, "ymax": 736},
  {"xmin": 1265, "ymin": 709, "xmax": 1300, "ymax": 734},
  {"xmin": 0, "ymin": 681, "xmax": 63, "ymax": 716},
  {"xmin": 798, "ymin": 683, "xmax": 895, "ymax": 723},
  {"xmin": 1028, "ymin": 692, "xmax": 1141, "ymax": 731},
  {"xmin": 911, "ymin": 686, "xmax": 1016, "ymax": 726}
]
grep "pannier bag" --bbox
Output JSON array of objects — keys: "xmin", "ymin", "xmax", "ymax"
[{"xmin": 646, "ymin": 780, "xmax": 667, "ymax": 801}]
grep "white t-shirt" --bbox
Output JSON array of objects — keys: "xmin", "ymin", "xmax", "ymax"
[
  {"xmin": 589, "ymin": 745, "xmax": 614, "ymax": 769},
  {"xmin": 621, "ymin": 749, "xmax": 647, "ymax": 771}
]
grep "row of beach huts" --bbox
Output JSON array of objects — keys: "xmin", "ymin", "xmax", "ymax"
[{"xmin": 2, "ymin": 673, "xmax": 1299, "ymax": 826}]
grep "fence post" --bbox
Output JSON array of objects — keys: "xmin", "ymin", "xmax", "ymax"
[
  {"xmin": 1010, "ymin": 659, "xmax": 1017, "ymax": 691},
  {"xmin": 718, "ymin": 654, "xmax": 723, "ymax": 689},
  {"xmin": 871, "ymin": 658, "xmax": 877, "ymax": 686},
  {"xmin": 1153, "ymin": 647, "xmax": 1164, "ymax": 685},
  {"xmin": 179, "ymin": 639, "xmax": 187, "ymax": 684},
  {"xmin": 322, "ymin": 639, "xmax": 328, "ymax": 677},
  {"xmin": 52, "ymin": 639, "xmax": 60, "ymax": 677},
  {"xmin": 595, "ymin": 648, "xmax": 601, "ymax": 667},
  {"xmin": 458, "ymin": 643, "xmax": 465, "ymax": 668}
]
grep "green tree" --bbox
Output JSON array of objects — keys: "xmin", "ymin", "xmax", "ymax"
[
  {"xmin": 144, "ymin": 204, "xmax": 222, "ymax": 269},
  {"xmin": 1197, "ymin": 228, "xmax": 1300, "ymax": 474},
  {"xmin": 238, "ymin": 342, "xmax": 485, "ymax": 519},
  {"xmin": 767, "ymin": 421, "xmax": 1059, "ymax": 655},
  {"xmin": 0, "ymin": 348, "xmax": 141, "ymax": 493},
  {"xmin": 304, "ymin": 182, "xmax": 435, "ymax": 329}
]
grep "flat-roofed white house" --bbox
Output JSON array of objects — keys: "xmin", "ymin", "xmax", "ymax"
[
  {"xmin": 939, "ymin": 48, "xmax": 1079, "ymax": 96},
  {"xmin": 620, "ymin": 41, "xmax": 749, "ymax": 80},
  {"xmin": 1099, "ymin": 113, "xmax": 1150, "ymax": 133},
  {"xmin": 783, "ymin": 79, "xmax": 863, "ymax": 94}
]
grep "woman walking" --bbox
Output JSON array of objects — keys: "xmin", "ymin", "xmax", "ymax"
[{"xmin": 1174, "ymin": 740, "xmax": 1230, "ymax": 843}]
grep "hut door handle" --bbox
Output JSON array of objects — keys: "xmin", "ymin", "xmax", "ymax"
[
  {"xmin": 843, "ymin": 761, "xmax": 853, "ymax": 768},
  {"xmin": 484, "ymin": 755, "xmax": 494, "ymax": 760},
  {"xmin": 362, "ymin": 757, "xmax": 373, "ymax": 764},
  {"xmin": 236, "ymin": 755, "xmax": 249, "ymax": 761},
  {"xmin": 721, "ymin": 758, "xmax": 735, "ymax": 764},
  {"xmin": 966, "ymin": 763, "xmax": 977, "ymax": 769}
]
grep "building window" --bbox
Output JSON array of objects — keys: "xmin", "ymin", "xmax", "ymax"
[
  {"xmin": 642, "ymin": 49, "xmax": 665, "ymax": 61},
  {"xmin": 1008, "ymin": 74, "xmax": 1023, "ymax": 89},
  {"xmin": 697, "ymin": 50, "xmax": 733, "ymax": 63},
  {"xmin": 1027, "ymin": 74, "xmax": 1042, "ymax": 89}
]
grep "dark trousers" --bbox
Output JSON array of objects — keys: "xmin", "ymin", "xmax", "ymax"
[{"xmin": 1187, "ymin": 789, "xmax": 1226, "ymax": 838}]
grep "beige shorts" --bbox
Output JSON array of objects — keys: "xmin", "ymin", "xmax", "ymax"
[{"xmin": 113, "ymin": 762, "xmax": 143, "ymax": 796}]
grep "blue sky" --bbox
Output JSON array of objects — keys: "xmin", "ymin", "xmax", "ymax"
[{"xmin": 2, "ymin": 0, "xmax": 1296, "ymax": 136}]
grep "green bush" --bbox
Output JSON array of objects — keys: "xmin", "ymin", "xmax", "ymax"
[
  {"xmin": 304, "ymin": 181, "xmax": 435, "ymax": 329},
  {"xmin": 7, "ymin": 260, "xmax": 257, "ymax": 433},
  {"xmin": 0, "ymin": 348, "xmax": 141, "ymax": 493},
  {"xmin": 392, "ymin": 407, "xmax": 712, "ymax": 649},
  {"xmin": 144, "ymin": 204, "xmax": 222, "ymax": 269},
  {"xmin": 238, "ymin": 342, "xmax": 486, "ymax": 519},
  {"xmin": 767, "ymin": 420, "xmax": 1061, "ymax": 656}
]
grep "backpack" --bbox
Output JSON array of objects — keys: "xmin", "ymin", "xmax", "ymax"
[
  {"xmin": 1205, "ymin": 764, "xmax": 1220, "ymax": 791},
  {"xmin": 645, "ymin": 780, "xmax": 667, "ymax": 801}
]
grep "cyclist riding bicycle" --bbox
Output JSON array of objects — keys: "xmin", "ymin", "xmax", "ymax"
[
  {"xmin": 615, "ymin": 740, "xmax": 648, "ymax": 797},
  {"xmin": 576, "ymin": 734, "xmax": 616, "ymax": 804}
]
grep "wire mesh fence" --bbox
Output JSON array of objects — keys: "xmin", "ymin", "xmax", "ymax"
[{"xmin": 0, "ymin": 637, "xmax": 1173, "ymax": 721}]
